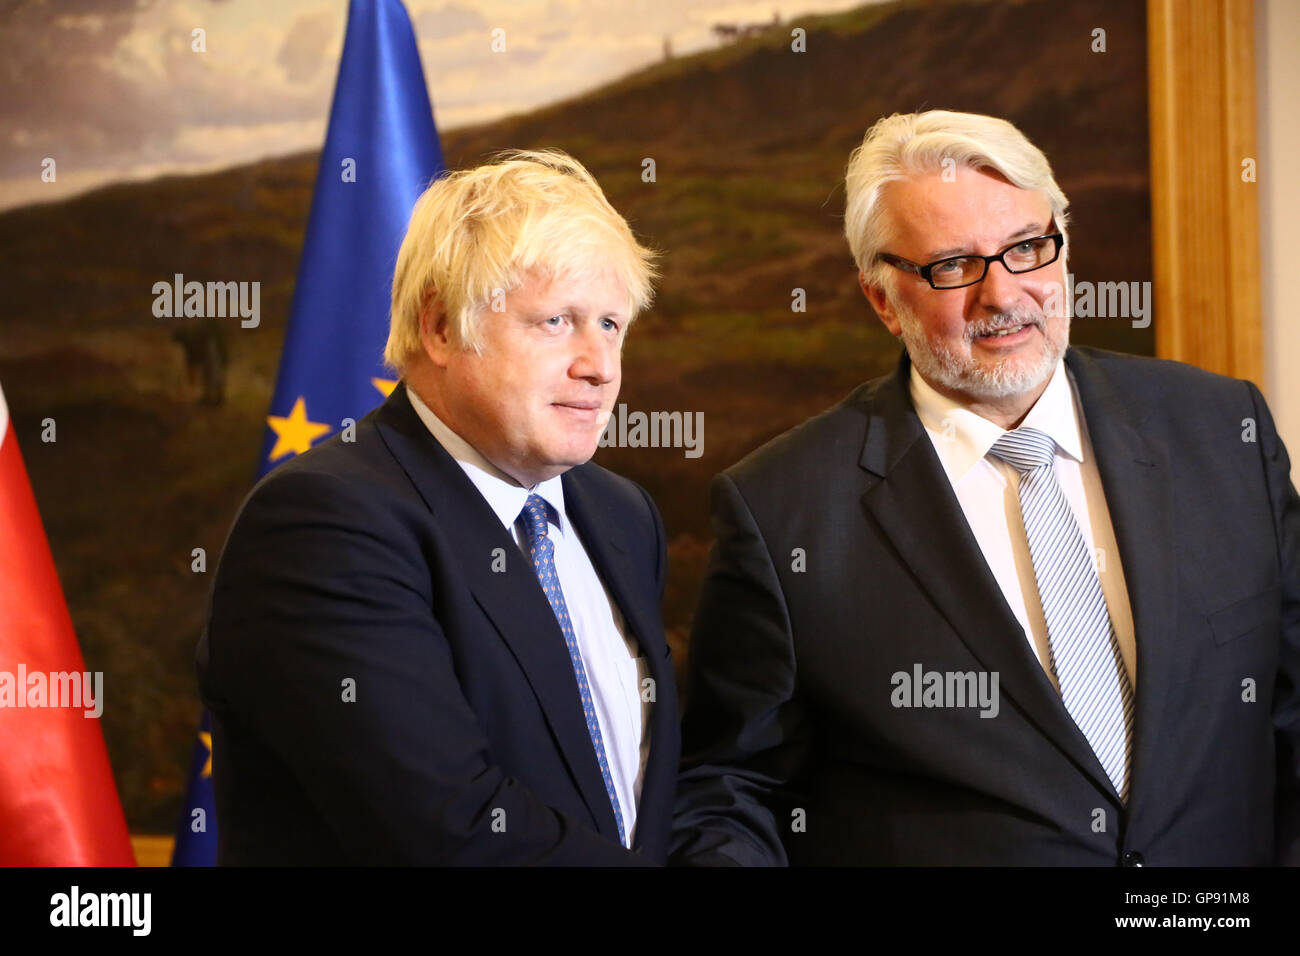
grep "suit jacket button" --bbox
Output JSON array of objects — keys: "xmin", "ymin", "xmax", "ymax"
[{"xmin": 1122, "ymin": 851, "xmax": 1144, "ymax": 867}]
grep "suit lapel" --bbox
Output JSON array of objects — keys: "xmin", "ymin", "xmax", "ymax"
[
  {"xmin": 1064, "ymin": 348, "xmax": 1177, "ymax": 811},
  {"xmin": 858, "ymin": 351, "xmax": 1120, "ymax": 799},
  {"xmin": 563, "ymin": 466, "xmax": 677, "ymax": 854},
  {"xmin": 373, "ymin": 384, "xmax": 622, "ymax": 840}
]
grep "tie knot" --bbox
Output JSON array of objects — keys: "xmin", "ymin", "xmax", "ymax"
[
  {"xmin": 989, "ymin": 427, "xmax": 1057, "ymax": 473},
  {"xmin": 519, "ymin": 494, "xmax": 551, "ymax": 542}
]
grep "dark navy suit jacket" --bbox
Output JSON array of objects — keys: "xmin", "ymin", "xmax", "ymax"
[
  {"xmin": 199, "ymin": 383, "xmax": 679, "ymax": 864},
  {"xmin": 672, "ymin": 347, "xmax": 1300, "ymax": 865}
]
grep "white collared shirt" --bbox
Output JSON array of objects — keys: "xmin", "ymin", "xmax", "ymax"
[
  {"xmin": 405, "ymin": 386, "xmax": 651, "ymax": 846},
  {"xmin": 910, "ymin": 361, "xmax": 1137, "ymax": 691}
]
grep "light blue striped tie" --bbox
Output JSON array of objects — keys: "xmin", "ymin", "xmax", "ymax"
[
  {"xmin": 989, "ymin": 428, "xmax": 1135, "ymax": 802},
  {"xmin": 519, "ymin": 494, "xmax": 626, "ymax": 844}
]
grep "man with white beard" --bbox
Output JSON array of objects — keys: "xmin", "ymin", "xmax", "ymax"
[{"xmin": 671, "ymin": 110, "xmax": 1300, "ymax": 866}]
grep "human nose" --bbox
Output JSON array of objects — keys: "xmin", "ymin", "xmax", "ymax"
[
  {"xmin": 570, "ymin": 323, "xmax": 618, "ymax": 385},
  {"xmin": 973, "ymin": 255, "xmax": 1023, "ymax": 313}
]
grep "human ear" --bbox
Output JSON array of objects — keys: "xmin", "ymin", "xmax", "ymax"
[
  {"xmin": 860, "ymin": 271, "xmax": 903, "ymax": 338},
  {"xmin": 418, "ymin": 288, "xmax": 454, "ymax": 366}
]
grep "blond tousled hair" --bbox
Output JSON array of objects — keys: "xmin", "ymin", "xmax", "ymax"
[{"xmin": 385, "ymin": 149, "xmax": 657, "ymax": 371}]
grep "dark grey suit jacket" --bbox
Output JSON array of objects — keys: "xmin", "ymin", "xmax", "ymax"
[{"xmin": 672, "ymin": 346, "xmax": 1300, "ymax": 865}]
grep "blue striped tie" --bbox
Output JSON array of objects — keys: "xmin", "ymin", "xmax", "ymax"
[
  {"xmin": 989, "ymin": 428, "xmax": 1135, "ymax": 802},
  {"xmin": 518, "ymin": 494, "xmax": 627, "ymax": 844}
]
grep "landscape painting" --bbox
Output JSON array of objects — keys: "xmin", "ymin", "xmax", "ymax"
[{"xmin": 0, "ymin": 0, "xmax": 1152, "ymax": 832}]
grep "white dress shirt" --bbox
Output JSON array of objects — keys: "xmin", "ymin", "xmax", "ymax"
[
  {"xmin": 405, "ymin": 387, "xmax": 651, "ymax": 846},
  {"xmin": 910, "ymin": 361, "xmax": 1137, "ymax": 691}
]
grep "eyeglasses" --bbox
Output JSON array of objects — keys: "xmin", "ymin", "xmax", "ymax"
[{"xmin": 877, "ymin": 229, "xmax": 1065, "ymax": 290}]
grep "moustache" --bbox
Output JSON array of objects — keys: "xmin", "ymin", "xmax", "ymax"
[{"xmin": 964, "ymin": 310, "xmax": 1045, "ymax": 340}]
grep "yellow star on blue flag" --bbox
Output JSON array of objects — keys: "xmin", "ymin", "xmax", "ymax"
[
  {"xmin": 198, "ymin": 731, "xmax": 212, "ymax": 778},
  {"xmin": 266, "ymin": 396, "xmax": 332, "ymax": 462}
]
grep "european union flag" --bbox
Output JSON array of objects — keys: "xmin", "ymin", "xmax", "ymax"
[{"xmin": 173, "ymin": 0, "xmax": 445, "ymax": 866}]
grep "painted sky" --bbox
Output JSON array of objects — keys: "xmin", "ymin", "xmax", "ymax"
[{"xmin": 0, "ymin": 0, "xmax": 876, "ymax": 211}]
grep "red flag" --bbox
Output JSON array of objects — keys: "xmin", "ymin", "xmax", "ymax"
[{"xmin": 0, "ymin": 383, "xmax": 135, "ymax": 865}]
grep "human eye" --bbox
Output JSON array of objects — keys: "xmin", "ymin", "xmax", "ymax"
[
  {"xmin": 1005, "ymin": 237, "xmax": 1048, "ymax": 266},
  {"xmin": 932, "ymin": 258, "xmax": 967, "ymax": 276},
  {"xmin": 600, "ymin": 316, "xmax": 621, "ymax": 333}
]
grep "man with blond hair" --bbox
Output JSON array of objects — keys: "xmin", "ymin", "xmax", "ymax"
[
  {"xmin": 200, "ymin": 150, "xmax": 678, "ymax": 865},
  {"xmin": 672, "ymin": 110, "xmax": 1300, "ymax": 865}
]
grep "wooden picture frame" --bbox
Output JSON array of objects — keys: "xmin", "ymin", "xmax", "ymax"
[{"xmin": 1147, "ymin": 0, "xmax": 1262, "ymax": 382}]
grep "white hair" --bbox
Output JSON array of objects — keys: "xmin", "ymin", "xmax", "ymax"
[{"xmin": 844, "ymin": 110, "xmax": 1070, "ymax": 299}]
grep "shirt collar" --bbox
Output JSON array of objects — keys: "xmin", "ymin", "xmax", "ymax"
[
  {"xmin": 405, "ymin": 385, "xmax": 570, "ymax": 537},
  {"xmin": 909, "ymin": 358, "xmax": 1085, "ymax": 485}
]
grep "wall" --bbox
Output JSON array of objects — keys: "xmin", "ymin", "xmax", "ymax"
[{"xmin": 1258, "ymin": 0, "xmax": 1300, "ymax": 476}]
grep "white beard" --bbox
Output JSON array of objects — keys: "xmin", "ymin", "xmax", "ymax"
[{"xmin": 895, "ymin": 301, "xmax": 1068, "ymax": 402}]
